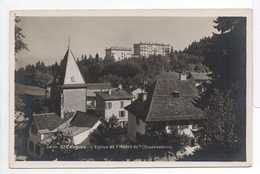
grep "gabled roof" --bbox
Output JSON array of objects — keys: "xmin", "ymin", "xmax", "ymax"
[
  {"xmin": 126, "ymin": 72, "xmax": 205, "ymax": 122},
  {"xmin": 70, "ymin": 111, "xmax": 100, "ymax": 128},
  {"xmin": 32, "ymin": 112, "xmax": 74, "ymax": 131},
  {"xmin": 96, "ymin": 89, "xmax": 132, "ymax": 101}
]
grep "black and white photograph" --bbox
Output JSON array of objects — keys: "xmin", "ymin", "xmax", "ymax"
[{"xmin": 10, "ymin": 10, "xmax": 252, "ymax": 167}]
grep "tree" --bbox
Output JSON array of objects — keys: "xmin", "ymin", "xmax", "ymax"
[
  {"xmin": 108, "ymin": 115, "xmax": 120, "ymax": 129},
  {"xmin": 204, "ymin": 89, "xmax": 239, "ymax": 149},
  {"xmin": 15, "ymin": 17, "xmax": 28, "ymax": 54},
  {"xmin": 193, "ymin": 17, "xmax": 246, "ymax": 157}
]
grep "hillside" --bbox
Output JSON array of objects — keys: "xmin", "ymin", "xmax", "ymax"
[{"xmin": 15, "ymin": 83, "xmax": 46, "ymax": 96}]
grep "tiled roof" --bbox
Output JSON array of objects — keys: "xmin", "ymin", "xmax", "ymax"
[
  {"xmin": 97, "ymin": 89, "xmax": 132, "ymax": 100},
  {"xmin": 126, "ymin": 72, "xmax": 205, "ymax": 122},
  {"xmin": 70, "ymin": 111, "xmax": 100, "ymax": 128},
  {"xmin": 32, "ymin": 112, "xmax": 74, "ymax": 131}
]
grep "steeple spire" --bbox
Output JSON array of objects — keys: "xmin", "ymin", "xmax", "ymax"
[{"xmin": 67, "ymin": 36, "xmax": 71, "ymax": 50}]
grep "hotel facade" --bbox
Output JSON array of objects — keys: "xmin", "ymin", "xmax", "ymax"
[{"xmin": 133, "ymin": 42, "xmax": 171, "ymax": 58}]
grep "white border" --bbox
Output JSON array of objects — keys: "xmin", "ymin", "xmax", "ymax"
[{"xmin": 9, "ymin": 9, "xmax": 253, "ymax": 168}]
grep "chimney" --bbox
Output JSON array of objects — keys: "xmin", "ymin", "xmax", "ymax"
[{"xmin": 179, "ymin": 72, "xmax": 187, "ymax": 81}]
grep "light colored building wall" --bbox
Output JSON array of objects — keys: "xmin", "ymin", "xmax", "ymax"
[
  {"xmin": 104, "ymin": 100, "xmax": 131, "ymax": 122},
  {"xmin": 72, "ymin": 121, "xmax": 101, "ymax": 145},
  {"xmin": 134, "ymin": 43, "xmax": 170, "ymax": 58},
  {"xmin": 62, "ymin": 88, "xmax": 86, "ymax": 113},
  {"xmin": 106, "ymin": 48, "xmax": 132, "ymax": 61}
]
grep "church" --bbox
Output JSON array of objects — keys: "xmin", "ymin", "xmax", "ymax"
[{"xmin": 27, "ymin": 46, "xmax": 106, "ymax": 158}]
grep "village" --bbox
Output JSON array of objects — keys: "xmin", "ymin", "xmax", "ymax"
[{"xmin": 14, "ymin": 41, "xmax": 213, "ymax": 161}]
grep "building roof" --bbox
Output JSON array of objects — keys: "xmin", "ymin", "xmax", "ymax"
[
  {"xmin": 126, "ymin": 72, "xmax": 205, "ymax": 122},
  {"xmin": 62, "ymin": 126, "xmax": 90, "ymax": 137},
  {"xmin": 97, "ymin": 89, "xmax": 132, "ymax": 101},
  {"xmin": 56, "ymin": 48, "xmax": 85, "ymax": 85},
  {"xmin": 32, "ymin": 112, "xmax": 74, "ymax": 131},
  {"xmin": 86, "ymin": 83, "xmax": 112, "ymax": 90},
  {"xmin": 190, "ymin": 72, "xmax": 211, "ymax": 81},
  {"xmin": 70, "ymin": 111, "xmax": 100, "ymax": 128},
  {"xmin": 134, "ymin": 42, "xmax": 170, "ymax": 46},
  {"xmin": 60, "ymin": 82, "xmax": 112, "ymax": 90},
  {"xmin": 61, "ymin": 83, "xmax": 88, "ymax": 89},
  {"xmin": 106, "ymin": 47, "xmax": 132, "ymax": 51}
]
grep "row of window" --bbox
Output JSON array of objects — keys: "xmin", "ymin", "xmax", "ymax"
[{"xmin": 105, "ymin": 101, "xmax": 125, "ymax": 110}]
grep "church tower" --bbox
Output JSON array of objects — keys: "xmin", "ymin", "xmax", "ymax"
[{"xmin": 58, "ymin": 44, "xmax": 87, "ymax": 119}]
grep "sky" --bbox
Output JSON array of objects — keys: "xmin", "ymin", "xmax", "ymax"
[{"xmin": 16, "ymin": 16, "xmax": 217, "ymax": 68}]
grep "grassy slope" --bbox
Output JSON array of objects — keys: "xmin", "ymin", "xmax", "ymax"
[{"xmin": 15, "ymin": 83, "xmax": 46, "ymax": 96}]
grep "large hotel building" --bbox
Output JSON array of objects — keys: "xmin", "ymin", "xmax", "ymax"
[
  {"xmin": 105, "ymin": 47, "xmax": 132, "ymax": 61},
  {"xmin": 133, "ymin": 42, "xmax": 171, "ymax": 58},
  {"xmin": 105, "ymin": 42, "xmax": 172, "ymax": 61}
]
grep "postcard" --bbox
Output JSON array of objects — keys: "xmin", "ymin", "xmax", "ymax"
[{"xmin": 9, "ymin": 9, "xmax": 252, "ymax": 168}]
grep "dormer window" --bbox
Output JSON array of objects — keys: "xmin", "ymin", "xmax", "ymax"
[{"xmin": 172, "ymin": 90, "xmax": 180, "ymax": 98}]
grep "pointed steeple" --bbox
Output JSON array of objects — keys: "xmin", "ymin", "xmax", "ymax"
[
  {"xmin": 59, "ymin": 39, "xmax": 85, "ymax": 85},
  {"xmin": 67, "ymin": 36, "xmax": 71, "ymax": 50}
]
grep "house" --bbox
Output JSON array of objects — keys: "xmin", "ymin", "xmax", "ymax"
[
  {"xmin": 96, "ymin": 88, "xmax": 132, "ymax": 127},
  {"xmin": 61, "ymin": 111, "xmax": 101, "ymax": 145},
  {"xmin": 27, "ymin": 111, "xmax": 100, "ymax": 158},
  {"xmin": 125, "ymin": 71, "xmax": 206, "ymax": 144},
  {"xmin": 27, "ymin": 112, "xmax": 74, "ymax": 158},
  {"xmin": 85, "ymin": 82, "xmax": 112, "ymax": 109}
]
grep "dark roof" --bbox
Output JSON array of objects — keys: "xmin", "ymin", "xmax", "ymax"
[
  {"xmin": 60, "ymin": 82, "xmax": 112, "ymax": 89},
  {"xmin": 97, "ymin": 89, "xmax": 132, "ymax": 100},
  {"xmin": 61, "ymin": 83, "xmax": 88, "ymax": 89},
  {"xmin": 70, "ymin": 111, "xmax": 100, "ymax": 128},
  {"xmin": 85, "ymin": 83, "xmax": 112, "ymax": 90},
  {"xmin": 126, "ymin": 72, "xmax": 205, "ymax": 122},
  {"xmin": 32, "ymin": 112, "xmax": 74, "ymax": 131}
]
